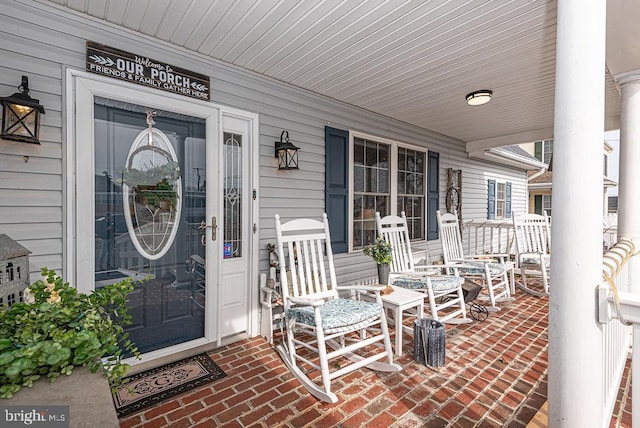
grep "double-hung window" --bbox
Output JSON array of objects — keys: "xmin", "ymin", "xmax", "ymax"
[
  {"xmin": 352, "ymin": 135, "xmax": 426, "ymax": 249},
  {"xmin": 397, "ymin": 147, "xmax": 425, "ymax": 241},
  {"xmin": 534, "ymin": 140, "xmax": 553, "ymax": 165},
  {"xmin": 324, "ymin": 127, "xmax": 437, "ymax": 254},
  {"xmin": 534, "ymin": 194, "xmax": 552, "ymax": 217},
  {"xmin": 353, "ymin": 137, "xmax": 390, "ymax": 248},
  {"xmin": 496, "ymin": 182, "xmax": 506, "ymax": 218},
  {"xmin": 487, "ymin": 179, "xmax": 512, "ymax": 220}
]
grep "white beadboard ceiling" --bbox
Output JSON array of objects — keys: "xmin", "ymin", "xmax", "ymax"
[{"xmin": 41, "ymin": 0, "xmax": 637, "ymax": 148}]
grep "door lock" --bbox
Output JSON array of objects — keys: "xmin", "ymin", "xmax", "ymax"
[{"xmin": 198, "ymin": 216, "xmax": 218, "ymax": 246}]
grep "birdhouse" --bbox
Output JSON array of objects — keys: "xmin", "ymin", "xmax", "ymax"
[{"xmin": 0, "ymin": 234, "xmax": 31, "ymax": 307}]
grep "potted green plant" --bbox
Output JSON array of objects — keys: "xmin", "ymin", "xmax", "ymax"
[
  {"xmin": 139, "ymin": 178, "xmax": 178, "ymax": 210},
  {"xmin": 363, "ymin": 236, "xmax": 393, "ymax": 285},
  {"xmin": 120, "ymin": 161, "xmax": 180, "ymax": 210},
  {"xmin": 0, "ymin": 268, "xmax": 139, "ymax": 399}
]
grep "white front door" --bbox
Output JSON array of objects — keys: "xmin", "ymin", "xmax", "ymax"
[{"xmin": 68, "ymin": 71, "xmax": 257, "ymax": 360}]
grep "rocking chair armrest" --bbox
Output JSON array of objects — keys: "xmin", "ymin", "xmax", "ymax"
[
  {"xmin": 288, "ymin": 296, "xmax": 325, "ymax": 307},
  {"xmin": 337, "ymin": 284, "xmax": 386, "ymax": 293},
  {"xmin": 260, "ymin": 286, "xmax": 283, "ymax": 307},
  {"xmin": 519, "ymin": 251, "xmax": 547, "ymax": 257},
  {"xmin": 468, "ymin": 253, "xmax": 510, "ymax": 263},
  {"xmin": 413, "ymin": 265, "xmax": 445, "ymax": 274},
  {"xmin": 453, "ymin": 258, "xmax": 496, "ymax": 265},
  {"xmin": 260, "ymin": 285, "xmax": 273, "ymax": 306},
  {"xmin": 518, "ymin": 252, "xmax": 550, "ymax": 261}
]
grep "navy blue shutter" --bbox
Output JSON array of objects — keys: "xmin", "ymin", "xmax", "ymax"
[
  {"xmin": 505, "ymin": 182, "xmax": 512, "ymax": 218},
  {"xmin": 427, "ymin": 151, "xmax": 439, "ymax": 240},
  {"xmin": 487, "ymin": 179, "xmax": 496, "ymax": 219},
  {"xmin": 325, "ymin": 126, "xmax": 349, "ymax": 253}
]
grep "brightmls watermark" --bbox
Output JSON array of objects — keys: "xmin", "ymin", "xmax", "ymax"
[{"xmin": 1, "ymin": 406, "xmax": 69, "ymax": 427}]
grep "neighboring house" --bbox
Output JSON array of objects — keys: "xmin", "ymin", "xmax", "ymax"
[
  {"xmin": 522, "ymin": 140, "xmax": 616, "ymax": 216},
  {"xmin": 467, "ymin": 145, "xmax": 546, "ymax": 220}
]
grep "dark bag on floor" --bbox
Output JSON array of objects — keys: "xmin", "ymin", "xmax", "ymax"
[{"xmin": 414, "ymin": 318, "xmax": 446, "ymax": 367}]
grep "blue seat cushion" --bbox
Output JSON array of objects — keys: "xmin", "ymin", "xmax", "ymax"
[
  {"xmin": 454, "ymin": 261, "xmax": 506, "ymax": 276},
  {"xmin": 393, "ymin": 275, "xmax": 464, "ymax": 292},
  {"xmin": 286, "ymin": 298, "xmax": 382, "ymax": 330}
]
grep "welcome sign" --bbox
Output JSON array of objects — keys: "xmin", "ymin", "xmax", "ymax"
[{"xmin": 86, "ymin": 42, "xmax": 210, "ymax": 101}]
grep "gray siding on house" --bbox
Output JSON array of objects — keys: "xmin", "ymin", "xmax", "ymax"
[{"xmin": 0, "ymin": 0, "xmax": 527, "ymax": 283}]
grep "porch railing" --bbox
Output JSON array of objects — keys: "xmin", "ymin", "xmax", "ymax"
[
  {"xmin": 462, "ymin": 219, "xmax": 515, "ymax": 258},
  {"xmin": 603, "ymin": 213, "xmax": 618, "ymax": 250},
  {"xmin": 598, "ymin": 238, "xmax": 634, "ymax": 427}
]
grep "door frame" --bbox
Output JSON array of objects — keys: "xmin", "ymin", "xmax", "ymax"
[{"xmin": 64, "ymin": 69, "xmax": 260, "ymax": 363}]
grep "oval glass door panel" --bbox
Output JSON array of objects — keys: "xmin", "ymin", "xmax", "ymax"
[{"xmin": 122, "ymin": 126, "xmax": 183, "ymax": 260}]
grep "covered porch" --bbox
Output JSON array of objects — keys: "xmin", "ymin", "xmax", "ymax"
[{"xmin": 2, "ymin": 0, "xmax": 640, "ymax": 426}]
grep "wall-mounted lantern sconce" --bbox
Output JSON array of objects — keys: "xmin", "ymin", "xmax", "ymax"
[
  {"xmin": 1, "ymin": 76, "xmax": 46, "ymax": 144},
  {"xmin": 274, "ymin": 130, "xmax": 300, "ymax": 170}
]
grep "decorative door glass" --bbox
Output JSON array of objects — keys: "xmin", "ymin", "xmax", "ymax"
[
  {"xmin": 94, "ymin": 97, "xmax": 207, "ymax": 354},
  {"xmin": 223, "ymin": 132, "xmax": 242, "ymax": 259}
]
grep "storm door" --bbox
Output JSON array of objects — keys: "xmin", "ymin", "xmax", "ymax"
[
  {"xmin": 72, "ymin": 73, "xmax": 257, "ymax": 358},
  {"xmin": 72, "ymin": 74, "xmax": 223, "ymax": 360},
  {"xmin": 93, "ymin": 99, "xmax": 212, "ymax": 354}
]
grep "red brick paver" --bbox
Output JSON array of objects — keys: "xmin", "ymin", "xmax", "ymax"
[{"xmin": 118, "ymin": 284, "xmax": 631, "ymax": 427}]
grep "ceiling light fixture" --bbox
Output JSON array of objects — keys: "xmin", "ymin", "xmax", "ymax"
[{"xmin": 465, "ymin": 90, "xmax": 493, "ymax": 106}]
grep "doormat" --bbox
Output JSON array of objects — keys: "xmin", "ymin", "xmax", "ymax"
[{"xmin": 111, "ymin": 353, "xmax": 226, "ymax": 418}]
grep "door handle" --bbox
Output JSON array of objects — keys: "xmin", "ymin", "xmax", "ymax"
[{"xmin": 198, "ymin": 216, "xmax": 218, "ymax": 246}]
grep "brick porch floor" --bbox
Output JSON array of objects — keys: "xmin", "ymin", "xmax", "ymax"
[{"xmin": 118, "ymin": 287, "xmax": 631, "ymax": 427}]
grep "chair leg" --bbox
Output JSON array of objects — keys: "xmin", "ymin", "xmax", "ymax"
[
  {"xmin": 542, "ymin": 266, "xmax": 550, "ymax": 294},
  {"xmin": 313, "ymin": 307, "xmax": 334, "ymax": 398},
  {"xmin": 378, "ymin": 302, "xmax": 398, "ymax": 366},
  {"xmin": 277, "ymin": 317, "xmax": 340, "ymax": 403},
  {"xmin": 456, "ymin": 286, "xmax": 467, "ymax": 320},
  {"xmin": 485, "ymin": 269, "xmax": 499, "ymax": 311},
  {"xmin": 509, "ymin": 266, "xmax": 516, "ymax": 295},
  {"xmin": 426, "ymin": 286, "xmax": 439, "ymax": 321}
]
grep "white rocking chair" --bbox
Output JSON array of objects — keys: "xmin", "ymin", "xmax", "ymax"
[
  {"xmin": 512, "ymin": 212, "xmax": 551, "ymax": 296},
  {"xmin": 436, "ymin": 210, "xmax": 514, "ymax": 311},
  {"xmin": 274, "ymin": 213, "xmax": 401, "ymax": 403},
  {"xmin": 376, "ymin": 212, "xmax": 471, "ymax": 324}
]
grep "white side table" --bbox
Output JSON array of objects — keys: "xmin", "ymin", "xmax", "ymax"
[{"xmin": 360, "ymin": 285, "xmax": 425, "ymax": 356}]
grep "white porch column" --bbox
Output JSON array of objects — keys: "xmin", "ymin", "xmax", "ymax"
[
  {"xmin": 617, "ymin": 74, "xmax": 640, "ymax": 294},
  {"xmin": 548, "ymin": 0, "xmax": 606, "ymax": 426}
]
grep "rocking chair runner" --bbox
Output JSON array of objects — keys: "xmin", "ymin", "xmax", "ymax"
[
  {"xmin": 274, "ymin": 213, "xmax": 401, "ymax": 403},
  {"xmin": 376, "ymin": 212, "xmax": 471, "ymax": 324},
  {"xmin": 436, "ymin": 210, "xmax": 515, "ymax": 311},
  {"xmin": 512, "ymin": 212, "xmax": 551, "ymax": 296}
]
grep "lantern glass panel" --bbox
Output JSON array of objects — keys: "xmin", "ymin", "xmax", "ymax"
[
  {"xmin": 3, "ymin": 102, "xmax": 37, "ymax": 139},
  {"xmin": 287, "ymin": 149, "xmax": 298, "ymax": 168}
]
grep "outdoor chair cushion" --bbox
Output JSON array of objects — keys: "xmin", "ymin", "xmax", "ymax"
[
  {"xmin": 286, "ymin": 298, "xmax": 382, "ymax": 330},
  {"xmin": 454, "ymin": 261, "xmax": 507, "ymax": 276},
  {"xmin": 393, "ymin": 275, "xmax": 464, "ymax": 292}
]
